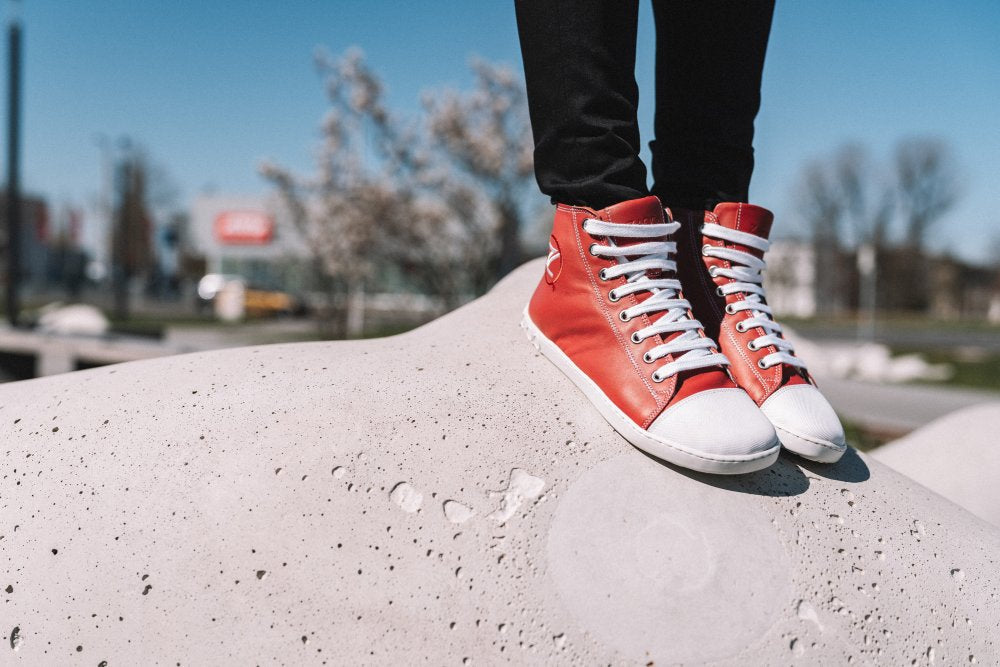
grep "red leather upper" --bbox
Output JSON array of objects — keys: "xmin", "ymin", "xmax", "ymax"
[
  {"xmin": 527, "ymin": 196, "xmax": 735, "ymax": 429},
  {"xmin": 673, "ymin": 202, "xmax": 810, "ymax": 406},
  {"xmin": 715, "ymin": 201, "xmax": 773, "ymax": 240}
]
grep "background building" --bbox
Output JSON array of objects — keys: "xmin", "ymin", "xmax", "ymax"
[
  {"xmin": 1, "ymin": 191, "xmax": 90, "ymax": 300},
  {"xmin": 763, "ymin": 240, "xmax": 818, "ymax": 318},
  {"xmin": 188, "ymin": 194, "xmax": 315, "ymax": 295}
]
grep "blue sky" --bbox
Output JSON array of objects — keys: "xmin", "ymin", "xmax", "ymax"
[{"xmin": 11, "ymin": 0, "xmax": 1000, "ymax": 261}]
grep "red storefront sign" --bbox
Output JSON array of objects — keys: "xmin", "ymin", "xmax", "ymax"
[{"xmin": 214, "ymin": 210, "xmax": 274, "ymax": 245}]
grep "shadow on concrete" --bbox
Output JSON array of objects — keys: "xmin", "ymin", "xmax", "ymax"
[
  {"xmin": 794, "ymin": 446, "xmax": 871, "ymax": 484},
  {"xmin": 643, "ymin": 450, "xmax": 811, "ymax": 498},
  {"xmin": 639, "ymin": 443, "xmax": 870, "ymax": 496}
]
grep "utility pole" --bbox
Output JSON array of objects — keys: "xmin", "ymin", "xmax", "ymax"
[
  {"xmin": 112, "ymin": 153, "xmax": 130, "ymax": 319},
  {"xmin": 5, "ymin": 0, "xmax": 22, "ymax": 326},
  {"xmin": 95, "ymin": 133, "xmax": 112, "ymax": 281},
  {"xmin": 856, "ymin": 243, "xmax": 877, "ymax": 343}
]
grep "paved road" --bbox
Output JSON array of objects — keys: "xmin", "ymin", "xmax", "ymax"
[{"xmin": 814, "ymin": 371, "xmax": 1000, "ymax": 434}]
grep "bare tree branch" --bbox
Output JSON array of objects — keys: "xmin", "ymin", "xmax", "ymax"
[{"xmin": 894, "ymin": 137, "xmax": 959, "ymax": 251}]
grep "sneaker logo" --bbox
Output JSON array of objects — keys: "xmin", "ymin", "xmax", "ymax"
[{"xmin": 545, "ymin": 235, "xmax": 562, "ymax": 285}]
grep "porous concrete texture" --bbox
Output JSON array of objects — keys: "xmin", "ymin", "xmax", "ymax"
[
  {"xmin": 1, "ymin": 258, "xmax": 998, "ymax": 665},
  {"xmin": 873, "ymin": 403, "xmax": 1000, "ymax": 528}
]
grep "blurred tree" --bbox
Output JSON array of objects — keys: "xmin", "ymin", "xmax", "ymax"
[
  {"xmin": 894, "ymin": 138, "xmax": 959, "ymax": 252},
  {"xmin": 262, "ymin": 49, "xmax": 535, "ymax": 336},
  {"xmin": 796, "ymin": 138, "xmax": 962, "ymax": 318},
  {"xmin": 105, "ymin": 141, "xmax": 180, "ymax": 317},
  {"xmin": 111, "ymin": 152, "xmax": 153, "ymax": 319},
  {"xmin": 834, "ymin": 145, "xmax": 894, "ymax": 250},
  {"xmin": 424, "ymin": 60, "xmax": 535, "ymax": 281},
  {"xmin": 795, "ymin": 159, "xmax": 847, "ymax": 315},
  {"xmin": 892, "ymin": 138, "xmax": 959, "ymax": 311},
  {"xmin": 262, "ymin": 49, "xmax": 420, "ymax": 337},
  {"xmin": 832, "ymin": 145, "xmax": 893, "ymax": 336}
]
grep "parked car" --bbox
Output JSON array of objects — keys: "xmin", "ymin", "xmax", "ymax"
[{"xmin": 196, "ymin": 274, "xmax": 305, "ymax": 318}]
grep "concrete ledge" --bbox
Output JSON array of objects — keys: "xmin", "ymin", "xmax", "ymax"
[
  {"xmin": 873, "ymin": 403, "xmax": 1000, "ymax": 528},
  {"xmin": 0, "ymin": 327, "xmax": 182, "ymax": 376},
  {"xmin": 1, "ymin": 259, "xmax": 998, "ymax": 664}
]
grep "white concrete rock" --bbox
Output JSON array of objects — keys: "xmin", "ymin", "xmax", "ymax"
[
  {"xmin": 873, "ymin": 403, "xmax": 1000, "ymax": 528},
  {"xmin": 785, "ymin": 333, "xmax": 953, "ymax": 384},
  {"xmin": 1, "ymin": 258, "xmax": 998, "ymax": 665},
  {"xmin": 36, "ymin": 303, "xmax": 110, "ymax": 337}
]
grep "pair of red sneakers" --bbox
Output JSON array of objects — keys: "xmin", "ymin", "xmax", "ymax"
[{"xmin": 523, "ymin": 196, "xmax": 845, "ymax": 474}]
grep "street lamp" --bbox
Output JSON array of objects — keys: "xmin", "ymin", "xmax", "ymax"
[{"xmin": 4, "ymin": 0, "xmax": 22, "ymax": 326}]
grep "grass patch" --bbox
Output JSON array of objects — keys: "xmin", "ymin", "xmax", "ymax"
[
  {"xmin": 782, "ymin": 314, "xmax": 1000, "ymax": 335},
  {"xmin": 840, "ymin": 416, "xmax": 896, "ymax": 452},
  {"xmin": 890, "ymin": 346, "xmax": 1000, "ymax": 392}
]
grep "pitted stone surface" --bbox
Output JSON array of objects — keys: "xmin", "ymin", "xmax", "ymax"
[
  {"xmin": 0, "ymin": 258, "xmax": 998, "ymax": 665},
  {"xmin": 547, "ymin": 453, "xmax": 791, "ymax": 663}
]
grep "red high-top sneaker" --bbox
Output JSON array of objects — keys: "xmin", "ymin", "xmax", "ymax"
[
  {"xmin": 673, "ymin": 202, "xmax": 847, "ymax": 463},
  {"xmin": 522, "ymin": 196, "xmax": 779, "ymax": 474}
]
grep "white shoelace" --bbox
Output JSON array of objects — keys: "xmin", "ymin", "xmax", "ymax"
[
  {"xmin": 700, "ymin": 223, "xmax": 806, "ymax": 370},
  {"xmin": 583, "ymin": 217, "xmax": 729, "ymax": 382}
]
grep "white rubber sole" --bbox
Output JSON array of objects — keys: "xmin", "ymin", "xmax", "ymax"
[
  {"xmin": 522, "ymin": 309, "xmax": 780, "ymax": 475},
  {"xmin": 772, "ymin": 424, "xmax": 846, "ymax": 463}
]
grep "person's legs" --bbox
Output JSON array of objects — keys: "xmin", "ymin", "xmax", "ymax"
[
  {"xmin": 517, "ymin": 0, "xmax": 784, "ymax": 474},
  {"xmin": 648, "ymin": 2, "xmax": 846, "ymax": 463},
  {"xmin": 514, "ymin": 0, "xmax": 648, "ymax": 209},
  {"xmin": 649, "ymin": 0, "xmax": 775, "ymax": 211}
]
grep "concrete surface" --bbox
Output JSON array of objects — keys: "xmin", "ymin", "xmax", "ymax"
[
  {"xmin": 1, "ymin": 258, "xmax": 998, "ymax": 665},
  {"xmin": 873, "ymin": 403, "xmax": 1000, "ymax": 528}
]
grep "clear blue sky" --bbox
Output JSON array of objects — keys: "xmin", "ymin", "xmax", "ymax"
[{"xmin": 11, "ymin": 0, "xmax": 1000, "ymax": 262}]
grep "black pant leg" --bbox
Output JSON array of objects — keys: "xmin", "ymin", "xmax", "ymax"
[
  {"xmin": 649, "ymin": 0, "xmax": 775, "ymax": 211},
  {"xmin": 515, "ymin": 0, "xmax": 648, "ymax": 209}
]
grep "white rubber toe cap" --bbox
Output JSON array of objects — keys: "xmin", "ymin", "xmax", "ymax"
[
  {"xmin": 649, "ymin": 388, "xmax": 779, "ymax": 459},
  {"xmin": 760, "ymin": 384, "xmax": 847, "ymax": 463}
]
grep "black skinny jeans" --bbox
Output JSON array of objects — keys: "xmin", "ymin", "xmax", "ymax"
[{"xmin": 515, "ymin": 0, "xmax": 775, "ymax": 211}]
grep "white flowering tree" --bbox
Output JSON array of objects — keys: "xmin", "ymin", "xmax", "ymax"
[
  {"xmin": 423, "ymin": 59, "xmax": 536, "ymax": 283},
  {"xmin": 261, "ymin": 49, "xmax": 535, "ymax": 337}
]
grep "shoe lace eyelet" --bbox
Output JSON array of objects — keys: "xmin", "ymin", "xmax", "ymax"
[
  {"xmin": 715, "ymin": 286, "xmax": 724, "ymax": 296},
  {"xmin": 701, "ymin": 244, "xmax": 711, "ymax": 256},
  {"xmin": 642, "ymin": 352, "xmax": 653, "ymax": 363},
  {"xmin": 757, "ymin": 359, "xmax": 767, "ymax": 369},
  {"xmin": 709, "ymin": 266, "xmax": 719, "ymax": 278},
  {"xmin": 599, "ymin": 269, "xmax": 609, "ymax": 281},
  {"xmin": 630, "ymin": 332, "xmax": 642, "ymax": 344},
  {"xmin": 725, "ymin": 303, "xmax": 736, "ymax": 315},
  {"xmin": 735, "ymin": 322, "xmax": 746, "ymax": 333},
  {"xmin": 608, "ymin": 290, "xmax": 620, "ymax": 302},
  {"xmin": 618, "ymin": 310, "xmax": 631, "ymax": 322},
  {"xmin": 588, "ymin": 243, "xmax": 599, "ymax": 256},
  {"xmin": 747, "ymin": 340, "xmax": 757, "ymax": 351},
  {"xmin": 651, "ymin": 372, "xmax": 665, "ymax": 383}
]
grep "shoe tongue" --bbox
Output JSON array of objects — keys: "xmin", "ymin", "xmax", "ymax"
[
  {"xmin": 598, "ymin": 195, "xmax": 665, "ymax": 226},
  {"xmin": 711, "ymin": 202, "xmax": 774, "ymax": 240}
]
